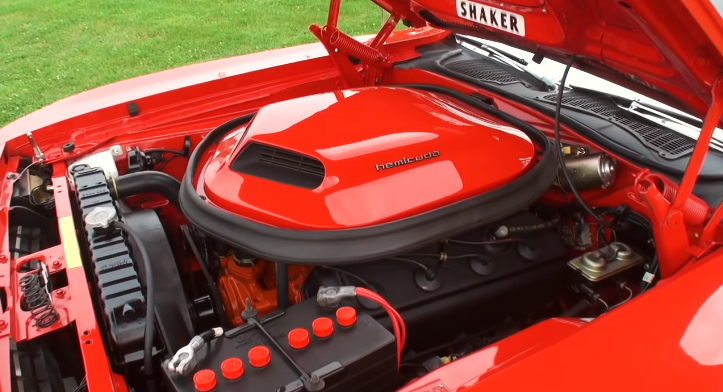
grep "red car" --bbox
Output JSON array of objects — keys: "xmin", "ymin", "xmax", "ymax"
[{"xmin": 2, "ymin": 0, "xmax": 722, "ymax": 391}]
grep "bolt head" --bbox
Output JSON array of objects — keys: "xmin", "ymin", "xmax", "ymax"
[
  {"xmin": 52, "ymin": 260, "xmax": 61, "ymax": 268},
  {"xmin": 6, "ymin": 173, "xmax": 17, "ymax": 180},
  {"xmin": 55, "ymin": 289, "xmax": 65, "ymax": 298},
  {"xmin": 0, "ymin": 255, "xmax": 7, "ymax": 263},
  {"xmin": 0, "ymin": 320, "xmax": 6, "ymax": 330},
  {"xmin": 109, "ymin": 145, "xmax": 123, "ymax": 157}
]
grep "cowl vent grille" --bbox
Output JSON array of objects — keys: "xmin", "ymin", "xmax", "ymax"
[
  {"xmin": 540, "ymin": 91, "xmax": 695, "ymax": 159},
  {"xmin": 232, "ymin": 143, "xmax": 325, "ymax": 189},
  {"xmin": 444, "ymin": 59, "xmax": 520, "ymax": 85}
]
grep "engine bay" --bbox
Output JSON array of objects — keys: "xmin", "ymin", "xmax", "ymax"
[{"xmin": 4, "ymin": 44, "xmax": 685, "ymax": 392}]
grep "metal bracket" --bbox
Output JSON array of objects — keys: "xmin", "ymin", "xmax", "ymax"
[
  {"xmin": 310, "ymin": 0, "xmax": 399, "ymax": 87},
  {"xmin": 225, "ymin": 303, "xmax": 326, "ymax": 391},
  {"xmin": 26, "ymin": 132, "xmax": 45, "ymax": 162},
  {"xmin": 637, "ymin": 77, "xmax": 723, "ymax": 277}
]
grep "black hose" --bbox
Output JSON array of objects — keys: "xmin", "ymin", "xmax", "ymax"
[
  {"xmin": 276, "ymin": 262, "xmax": 289, "ymax": 310},
  {"xmin": 389, "ymin": 257, "xmax": 430, "ymax": 271},
  {"xmin": 553, "ymin": 58, "xmax": 619, "ymax": 230},
  {"xmin": 503, "ymin": 215, "xmax": 561, "ymax": 235},
  {"xmin": 390, "ymin": 257, "xmax": 436, "ymax": 279},
  {"xmin": 112, "ymin": 220, "xmax": 155, "ymax": 375},
  {"xmin": 180, "ymin": 226, "xmax": 230, "ymax": 330},
  {"xmin": 446, "ymin": 253, "xmax": 484, "ymax": 260},
  {"xmin": 145, "ymin": 148, "xmax": 186, "ymax": 156},
  {"xmin": 114, "ymin": 171, "xmax": 181, "ymax": 210},
  {"xmin": 447, "ymin": 238, "xmax": 518, "ymax": 245},
  {"xmin": 561, "ymin": 299, "xmax": 591, "ymax": 317},
  {"xmin": 320, "ymin": 266, "xmax": 373, "ymax": 288}
]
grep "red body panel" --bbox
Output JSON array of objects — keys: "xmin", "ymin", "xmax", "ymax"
[
  {"xmin": 202, "ymin": 87, "xmax": 534, "ymax": 229},
  {"xmin": 398, "ymin": 247, "xmax": 723, "ymax": 391}
]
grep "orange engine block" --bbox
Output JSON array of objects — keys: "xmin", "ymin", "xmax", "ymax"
[{"xmin": 217, "ymin": 254, "xmax": 311, "ymax": 326}]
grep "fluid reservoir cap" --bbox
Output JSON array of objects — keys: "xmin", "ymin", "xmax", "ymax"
[
  {"xmin": 220, "ymin": 357, "xmax": 244, "ymax": 380},
  {"xmin": 193, "ymin": 369, "xmax": 217, "ymax": 391},
  {"xmin": 84, "ymin": 206, "xmax": 117, "ymax": 229},
  {"xmin": 312, "ymin": 317, "xmax": 334, "ymax": 338},
  {"xmin": 336, "ymin": 307, "xmax": 357, "ymax": 327},
  {"xmin": 248, "ymin": 345, "xmax": 271, "ymax": 368},
  {"xmin": 288, "ymin": 328, "xmax": 310, "ymax": 349}
]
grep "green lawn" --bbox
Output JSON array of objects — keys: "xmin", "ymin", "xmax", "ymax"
[{"xmin": 0, "ymin": 0, "xmax": 383, "ymax": 127}]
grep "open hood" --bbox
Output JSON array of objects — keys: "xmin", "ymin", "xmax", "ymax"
[{"xmin": 377, "ymin": 0, "xmax": 723, "ymax": 117}]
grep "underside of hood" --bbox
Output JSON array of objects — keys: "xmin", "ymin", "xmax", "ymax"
[{"xmin": 375, "ymin": 0, "xmax": 723, "ymax": 118}]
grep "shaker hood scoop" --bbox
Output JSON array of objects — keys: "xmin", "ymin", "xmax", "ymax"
[{"xmin": 382, "ymin": 0, "xmax": 723, "ymax": 117}]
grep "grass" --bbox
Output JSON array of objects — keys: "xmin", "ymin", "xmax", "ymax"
[{"xmin": 0, "ymin": 0, "xmax": 383, "ymax": 127}]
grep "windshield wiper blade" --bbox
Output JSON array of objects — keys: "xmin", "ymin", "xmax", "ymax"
[{"xmin": 621, "ymin": 101, "xmax": 723, "ymax": 153}]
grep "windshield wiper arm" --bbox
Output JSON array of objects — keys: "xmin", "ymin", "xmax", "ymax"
[{"xmin": 456, "ymin": 35, "xmax": 528, "ymax": 66}]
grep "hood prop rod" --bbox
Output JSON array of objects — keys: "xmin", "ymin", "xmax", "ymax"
[
  {"xmin": 309, "ymin": 0, "xmax": 399, "ymax": 88},
  {"xmin": 638, "ymin": 76, "xmax": 723, "ymax": 276}
]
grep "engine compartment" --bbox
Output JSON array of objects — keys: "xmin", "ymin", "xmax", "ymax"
[
  {"xmin": 182, "ymin": 86, "xmax": 558, "ymax": 264},
  {"xmin": 4, "ymin": 45, "xmax": 685, "ymax": 392}
]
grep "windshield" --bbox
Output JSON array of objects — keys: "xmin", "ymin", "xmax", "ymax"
[{"xmin": 460, "ymin": 36, "xmax": 723, "ymax": 143}]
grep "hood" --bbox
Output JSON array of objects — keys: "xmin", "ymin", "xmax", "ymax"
[{"xmin": 381, "ymin": 0, "xmax": 723, "ymax": 117}]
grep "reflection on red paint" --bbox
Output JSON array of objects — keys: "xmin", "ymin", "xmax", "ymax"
[
  {"xmin": 325, "ymin": 160, "xmax": 462, "ymax": 226},
  {"xmin": 681, "ymin": 285, "xmax": 723, "ymax": 365},
  {"xmin": 316, "ymin": 132, "xmax": 439, "ymax": 160}
]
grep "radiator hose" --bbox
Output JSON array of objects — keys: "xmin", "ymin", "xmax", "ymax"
[{"xmin": 113, "ymin": 171, "xmax": 181, "ymax": 210}]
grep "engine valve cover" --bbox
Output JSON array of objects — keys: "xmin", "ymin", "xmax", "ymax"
[{"xmin": 201, "ymin": 87, "xmax": 535, "ymax": 229}]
